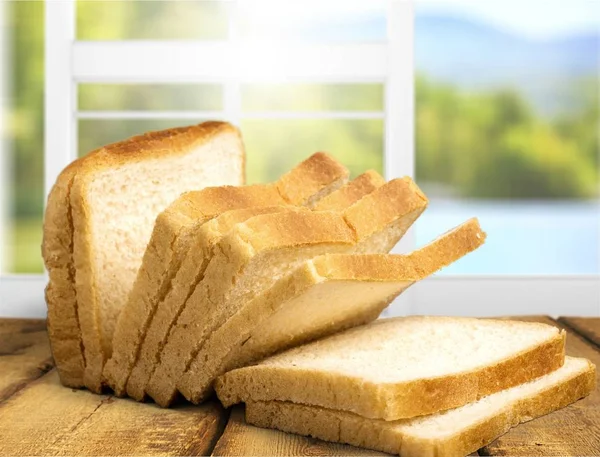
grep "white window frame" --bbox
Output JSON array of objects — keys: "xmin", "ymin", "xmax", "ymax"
[{"xmin": 1, "ymin": 0, "xmax": 598, "ymax": 318}]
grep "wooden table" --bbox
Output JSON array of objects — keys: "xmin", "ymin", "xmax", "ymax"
[{"xmin": 0, "ymin": 317, "xmax": 598, "ymax": 456}]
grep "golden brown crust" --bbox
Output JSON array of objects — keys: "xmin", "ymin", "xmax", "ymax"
[
  {"xmin": 343, "ymin": 177, "xmax": 428, "ymax": 241},
  {"xmin": 237, "ymin": 210, "xmax": 356, "ymax": 252},
  {"xmin": 313, "ymin": 218, "xmax": 486, "ymax": 281},
  {"xmin": 42, "ymin": 161, "xmax": 86, "ymax": 388},
  {"xmin": 314, "ymin": 170, "xmax": 385, "ymax": 211},
  {"xmin": 215, "ymin": 321, "xmax": 566, "ymax": 420},
  {"xmin": 245, "ymin": 359, "xmax": 595, "ymax": 457},
  {"xmin": 276, "ymin": 152, "xmax": 349, "ymax": 207}
]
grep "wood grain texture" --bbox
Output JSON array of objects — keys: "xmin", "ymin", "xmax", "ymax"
[
  {"xmin": 481, "ymin": 316, "xmax": 600, "ymax": 457},
  {"xmin": 559, "ymin": 317, "xmax": 600, "ymax": 348},
  {"xmin": 0, "ymin": 319, "xmax": 54, "ymax": 402},
  {"xmin": 0, "ymin": 370, "xmax": 227, "ymax": 456},
  {"xmin": 212, "ymin": 406, "xmax": 392, "ymax": 456}
]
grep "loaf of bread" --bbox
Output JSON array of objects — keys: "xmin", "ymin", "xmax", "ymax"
[
  {"xmin": 179, "ymin": 218, "xmax": 486, "ymax": 403},
  {"xmin": 245, "ymin": 357, "xmax": 595, "ymax": 457},
  {"xmin": 43, "ymin": 121, "xmax": 245, "ymax": 391},
  {"xmin": 103, "ymin": 152, "xmax": 349, "ymax": 396}
]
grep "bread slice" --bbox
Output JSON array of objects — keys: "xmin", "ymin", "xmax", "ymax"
[
  {"xmin": 122, "ymin": 171, "xmax": 384, "ymax": 401},
  {"xmin": 146, "ymin": 177, "xmax": 428, "ymax": 406},
  {"xmin": 42, "ymin": 161, "xmax": 86, "ymax": 388},
  {"xmin": 216, "ymin": 316, "xmax": 566, "ymax": 420},
  {"xmin": 180, "ymin": 218, "xmax": 486, "ymax": 403},
  {"xmin": 70, "ymin": 121, "xmax": 245, "ymax": 393},
  {"xmin": 103, "ymin": 152, "xmax": 349, "ymax": 397},
  {"xmin": 245, "ymin": 356, "xmax": 595, "ymax": 457}
]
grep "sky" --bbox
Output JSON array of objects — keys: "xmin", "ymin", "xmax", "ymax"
[
  {"xmin": 416, "ymin": 0, "xmax": 600, "ymax": 39},
  {"xmin": 238, "ymin": 0, "xmax": 600, "ymax": 40}
]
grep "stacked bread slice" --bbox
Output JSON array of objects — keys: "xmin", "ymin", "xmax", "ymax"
[{"xmin": 215, "ymin": 317, "xmax": 595, "ymax": 456}]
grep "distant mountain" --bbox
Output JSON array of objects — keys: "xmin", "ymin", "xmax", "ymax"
[
  {"xmin": 296, "ymin": 13, "xmax": 598, "ymax": 115},
  {"xmin": 414, "ymin": 14, "xmax": 598, "ymax": 115},
  {"xmin": 415, "ymin": 14, "xmax": 597, "ymax": 81}
]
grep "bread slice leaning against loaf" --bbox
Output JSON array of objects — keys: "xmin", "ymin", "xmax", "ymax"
[
  {"xmin": 216, "ymin": 316, "xmax": 566, "ymax": 420},
  {"xmin": 123, "ymin": 171, "xmax": 384, "ymax": 401},
  {"xmin": 103, "ymin": 152, "xmax": 349, "ymax": 396},
  {"xmin": 180, "ymin": 218, "xmax": 486, "ymax": 403},
  {"xmin": 246, "ymin": 356, "xmax": 595, "ymax": 457},
  {"xmin": 146, "ymin": 177, "xmax": 428, "ymax": 407},
  {"xmin": 43, "ymin": 121, "xmax": 244, "ymax": 390}
]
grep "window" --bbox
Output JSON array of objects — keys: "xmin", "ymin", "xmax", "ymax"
[{"xmin": 1, "ymin": 1, "xmax": 598, "ymax": 317}]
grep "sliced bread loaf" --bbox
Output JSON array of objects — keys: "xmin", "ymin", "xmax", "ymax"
[
  {"xmin": 70, "ymin": 121, "xmax": 245, "ymax": 393},
  {"xmin": 180, "ymin": 218, "xmax": 486, "ymax": 403},
  {"xmin": 123, "ymin": 171, "xmax": 384, "ymax": 401},
  {"xmin": 146, "ymin": 177, "xmax": 428, "ymax": 406},
  {"xmin": 245, "ymin": 356, "xmax": 595, "ymax": 457},
  {"xmin": 216, "ymin": 316, "xmax": 566, "ymax": 420},
  {"xmin": 103, "ymin": 152, "xmax": 348, "ymax": 396}
]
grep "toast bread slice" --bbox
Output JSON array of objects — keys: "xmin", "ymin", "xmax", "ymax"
[
  {"xmin": 146, "ymin": 178, "xmax": 428, "ymax": 406},
  {"xmin": 70, "ymin": 122, "xmax": 245, "ymax": 392},
  {"xmin": 179, "ymin": 219, "xmax": 486, "ymax": 403},
  {"xmin": 245, "ymin": 357, "xmax": 595, "ymax": 457},
  {"xmin": 123, "ymin": 171, "xmax": 383, "ymax": 400},
  {"xmin": 216, "ymin": 316, "xmax": 566, "ymax": 420}
]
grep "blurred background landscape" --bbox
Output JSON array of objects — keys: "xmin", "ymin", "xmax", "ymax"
[{"xmin": 3, "ymin": 0, "xmax": 599, "ymax": 274}]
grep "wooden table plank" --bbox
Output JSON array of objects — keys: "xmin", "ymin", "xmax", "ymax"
[
  {"xmin": 0, "ymin": 370, "xmax": 227, "ymax": 456},
  {"xmin": 481, "ymin": 316, "xmax": 600, "ymax": 457},
  {"xmin": 559, "ymin": 317, "xmax": 600, "ymax": 348},
  {"xmin": 0, "ymin": 318, "xmax": 54, "ymax": 402},
  {"xmin": 212, "ymin": 406, "xmax": 391, "ymax": 456}
]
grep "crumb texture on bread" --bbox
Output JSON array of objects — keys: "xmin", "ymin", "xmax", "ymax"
[
  {"xmin": 69, "ymin": 121, "xmax": 244, "ymax": 392},
  {"xmin": 216, "ymin": 316, "xmax": 566, "ymax": 420},
  {"xmin": 245, "ymin": 357, "xmax": 595, "ymax": 457}
]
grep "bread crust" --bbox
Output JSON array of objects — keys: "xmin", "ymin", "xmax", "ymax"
[
  {"xmin": 215, "ymin": 318, "xmax": 566, "ymax": 420},
  {"xmin": 42, "ymin": 160, "xmax": 86, "ymax": 388},
  {"xmin": 180, "ymin": 219, "xmax": 486, "ymax": 403},
  {"xmin": 66, "ymin": 121, "xmax": 243, "ymax": 393},
  {"xmin": 244, "ymin": 358, "xmax": 595, "ymax": 457},
  {"xmin": 314, "ymin": 170, "xmax": 385, "ymax": 211},
  {"xmin": 103, "ymin": 154, "xmax": 350, "ymax": 397}
]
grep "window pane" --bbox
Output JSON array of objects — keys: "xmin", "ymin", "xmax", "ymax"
[
  {"xmin": 241, "ymin": 119, "xmax": 383, "ymax": 184},
  {"xmin": 76, "ymin": 0, "xmax": 228, "ymax": 40},
  {"xmin": 78, "ymin": 84, "xmax": 223, "ymax": 112},
  {"xmin": 238, "ymin": 1, "xmax": 386, "ymax": 42},
  {"xmin": 78, "ymin": 119, "xmax": 211, "ymax": 157},
  {"xmin": 2, "ymin": 1, "xmax": 44, "ymax": 273},
  {"xmin": 242, "ymin": 84, "xmax": 383, "ymax": 112},
  {"xmin": 415, "ymin": 1, "xmax": 599, "ymax": 274}
]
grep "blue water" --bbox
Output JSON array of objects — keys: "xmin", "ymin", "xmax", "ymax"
[{"xmin": 414, "ymin": 200, "xmax": 599, "ymax": 275}]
